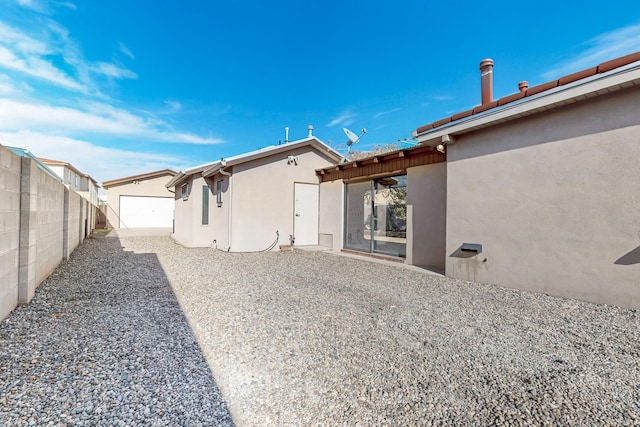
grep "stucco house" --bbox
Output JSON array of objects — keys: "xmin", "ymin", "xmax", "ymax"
[
  {"xmin": 317, "ymin": 51, "xmax": 640, "ymax": 309},
  {"xmin": 166, "ymin": 133, "xmax": 342, "ymax": 250},
  {"xmin": 39, "ymin": 158, "xmax": 100, "ymax": 235},
  {"xmin": 102, "ymin": 169, "xmax": 177, "ymax": 229}
]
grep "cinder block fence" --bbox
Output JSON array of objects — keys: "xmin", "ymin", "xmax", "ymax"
[{"xmin": 0, "ymin": 145, "xmax": 94, "ymax": 321}]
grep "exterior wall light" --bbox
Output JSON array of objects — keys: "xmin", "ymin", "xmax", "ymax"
[{"xmin": 437, "ymin": 134, "xmax": 455, "ymax": 153}]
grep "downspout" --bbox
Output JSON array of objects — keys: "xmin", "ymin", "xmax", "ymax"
[{"xmin": 218, "ymin": 162, "xmax": 232, "ymax": 251}]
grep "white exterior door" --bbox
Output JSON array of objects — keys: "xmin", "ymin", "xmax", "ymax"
[
  {"xmin": 119, "ymin": 196, "xmax": 174, "ymax": 228},
  {"xmin": 294, "ymin": 183, "xmax": 319, "ymax": 245}
]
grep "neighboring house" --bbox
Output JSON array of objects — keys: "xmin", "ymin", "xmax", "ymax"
[
  {"xmin": 317, "ymin": 51, "xmax": 640, "ymax": 309},
  {"xmin": 102, "ymin": 169, "xmax": 177, "ymax": 229},
  {"xmin": 166, "ymin": 133, "xmax": 342, "ymax": 250},
  {"xmin": 38, "ymin": 158, "xmax": 99, "ymax": 204},
  {"xmin": 39, "ymin": 158, "xmax": 100, "ymax": 235}
]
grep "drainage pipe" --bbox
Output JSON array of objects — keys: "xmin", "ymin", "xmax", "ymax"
[{"xmin": 218, "ymin": 166, "xmax": 232, "ymax": 251}]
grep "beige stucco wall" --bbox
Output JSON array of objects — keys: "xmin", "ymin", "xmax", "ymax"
[
  {"xmin": 105, "ymin": 174, "xmax": 174, "ymax": 229},
  {"xmin": 172, "ymin": 175, "xmax": 194, "ymax": 246},
  {"xmin": 211, "ymin": 173, "xmax": 231, "ymax": 250},
  {"xmin": 172, "ymin": 174, "xmax": 219, "ymax": 248},
  {"xmin": 226, "ymin": 146, "xmax": 334, "ymax": 252},
  {"xmin": 0, "ymin": 146, "xmax": 21, "ymax": 321},
  {"xmin": 318, "ymin": 180, "xmax": 344, "ymax": 251},
  {"xmin": 445, "ymin": 87, "xmax": 640, "ymax": 308},
  {"xmin": 407, "ymin": 163, "xmax": 447, "ymax": 271}
]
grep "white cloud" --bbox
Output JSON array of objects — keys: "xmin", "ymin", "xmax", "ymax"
[
  {"xmin": 0, "ymin": 21, "xmax": 48, "ymax": 54},
  {"xmin": 17, "ymin": 0, "xmax": 76, "ymax": 13},
  {"xmin": 433, "ymin": 95, "xmax": 453, "ymax": 101},
  {"xmin": 57, "ymin": 1, "xmax": 76, "ymax": 10},
  {"xmin": 327, "ymin": 110, "xmax": 356, "ymax": 127},
  {"xmin": 0, "ymin": 75, "xmax": 13, "ymax": 95},
  {"xmin": 0, "ymin": 45, "xmax": 84, "ymax": 90},
  {"xmin": 119, "ymin": 42, "xmax": 134, "ymax": 59},
  {"xmin": 0, "ymin": 99, "xmax": 223, "ymax": 144},
  {"xmin": 91, "ymin": 62, "xmax": 137, "ymax": 80},
  {"xmin": 373, "ymin": 107, "xmax": 400, "ymax": 119},
  {"xmin": 0, "ymin": 21, "xmax": 86, "ymax": 91},
  {"xmin": 543, "ymin": 23, "xmax": 640, "ymax": 80},
  {"xmin": 17, "ymin": 0, "xmax": 41, "ymax": 11},
  {"xmin": 0, "ymin": 73, "xmax": 33, "ymax": 95},
  {"xmin": 163, "ymin": 99, "xmax": 182, "ymax": 112},
  {"xmin": 0, "ymin": 6, "xmax": 223, "ymax": 170},
  {"xmin": 0, "ymin": 130, "xmax": 189, "ymax": 183}
]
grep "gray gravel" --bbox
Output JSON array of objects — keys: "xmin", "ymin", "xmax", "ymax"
[
  {"xmin": 0, "ymin": 233, "xmax": 233, "ymax": 426},
  {"xmin": 3, "ymin": 233, "xmax": 640, "ymax": 426}
]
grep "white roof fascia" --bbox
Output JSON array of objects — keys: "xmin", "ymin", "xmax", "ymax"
[
  {"xmin": 165, "ymin": 171, "xmax": 185, "ymax": 188},
  {"xmin": 201, "ymin": 137, "xmax": 341, "ymax": 178},
  {"xmin": 417, "ymin": 62, "xmax": 640, "ymax": 145},
  {"xmin": 201, "ymin": 163, "xmax": 223, "ymax": 178}
]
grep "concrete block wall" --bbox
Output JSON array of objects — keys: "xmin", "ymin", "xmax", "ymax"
[
  {"xmin": 64, "ymin": 189, "xmax": 86, "ymax": 259},
  {"xmin": 34, "ymin": 159, "xmax": 65, "ymax": 291},
  {"xmin": 0, "ymin": 146, "xmax": 21, "ymax": 321},
  {"xmin": 0, "ymin": 145, "xmax": 95, "ymax": 321}
]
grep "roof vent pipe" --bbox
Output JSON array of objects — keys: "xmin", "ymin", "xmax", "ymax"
[
  {"xmin": 480, "ymin": 58, "xmax": 494, "ymax": 105},
  {"xmin": 285, "ymin": 127, "xmax": 289, "ymax": 143},
  {"xmin": 518, "ymin": 81, "xmax": 529, "ymax": 92},
  {"xmin": 308, "ymin": 125, "xmax": 313, "ymax": 137}
]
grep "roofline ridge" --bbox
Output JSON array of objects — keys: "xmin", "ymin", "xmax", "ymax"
[{"xmin": 416, "ymin": 51, "xmax": 640, "ymax": 136}]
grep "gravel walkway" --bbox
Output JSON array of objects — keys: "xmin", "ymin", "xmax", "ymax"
[
  {"xmin": 0, "ymin": 233, "xmax": 233, "ymax": 426},
  {"xmin": 2, "ymin": 233, "xmax": 640, "ymax": 426}
]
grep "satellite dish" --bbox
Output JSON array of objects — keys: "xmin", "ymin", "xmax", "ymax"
[
  {"xmin": 343, "ymin": 128, "xmax": 359, "ymax": 146},
  {"xmin": 341, "ymin": 127, "xmax": 367, "ymax": 162},
  {"xmin": 343, "ymin": 127, "xmax": 367, "ymax": 146}
]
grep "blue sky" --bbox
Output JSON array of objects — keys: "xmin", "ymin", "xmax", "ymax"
[{"xmin": 1, "ymin": 0, "xmax": 639, "ymax": 183}]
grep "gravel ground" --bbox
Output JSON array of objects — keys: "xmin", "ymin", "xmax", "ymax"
[
  {"xmin": 2, "ymin": 233, "xmax": 640, "ymax": 426},
  {"xmin": 0, "ymin": 233, "xmax": 233, "ymax": 426}
]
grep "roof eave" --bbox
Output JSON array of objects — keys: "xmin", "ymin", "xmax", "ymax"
[
  {"xmin": 416, "ymin": 63, "xmax": 640, "ymax": 145},
  {"xmin": 165, "ymin": 171, "xmax": 186, "ymax": 188},
  {"xmin": 103, "ymin": 169, "xmax": 177, "ymax": 188},
  {"xmin": 201, "ymin": 163, "xmax": 223, "ymax": 178},
  {"xmin": 201, "ymin": 137, "xmax": 341, "ymax": 177}
]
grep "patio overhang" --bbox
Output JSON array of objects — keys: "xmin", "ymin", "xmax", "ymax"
[{"xmin": 316, "ymin": 145, "xmax": 445, "ymax": 183}]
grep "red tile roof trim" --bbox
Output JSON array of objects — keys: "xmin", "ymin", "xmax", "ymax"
[
  {"xmin": 525, "ymin": 80, "xmax": 559, "ymax": 97},
  {"xmin": 416, "ymin": 51, "xmax": 640, "ymax": 135},
  {"xmin": 451, "ymin": 109, "xmax": 474, "ymax": 121},
  {"xmin": 497, "ymin": 91, "xmax": 526, "ymax": 106},
  {"xmin": 557, "ymin": 66, "xmax": 597, "ymax": 86}
]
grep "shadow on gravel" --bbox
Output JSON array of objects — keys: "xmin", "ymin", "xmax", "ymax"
[{"xmin": 0, "ymin": 233, "xmax": 234, "ymax": 426}]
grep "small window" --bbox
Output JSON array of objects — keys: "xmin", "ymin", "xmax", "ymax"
[
  {"xmin": 216, "ymin": 180, "xmax": 223, "ymax": 207},
  {"xmin": 202, "ymin": 185, "xmax": 210, "ymax": 225},
  {"xmin": 181, "ymin": 183, "xmax": 190, "ymax": 201},
  {"xmin": 75, "ymin": 175, "xmax": 79, "ymax": 187}
]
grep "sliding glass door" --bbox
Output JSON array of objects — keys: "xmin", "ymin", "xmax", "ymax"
[
  {"xmin": 344, "ymin": 181, "xmax": 372, "ymax": 252},
  {"xmin": 344, "ymin": 175, "xmax": 407, "ymax": 258}
]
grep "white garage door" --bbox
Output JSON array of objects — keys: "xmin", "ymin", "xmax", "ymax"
[{"xmin": 119, "ymin": 196, "xmax": 174, "ymax": 228}]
